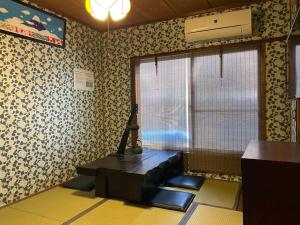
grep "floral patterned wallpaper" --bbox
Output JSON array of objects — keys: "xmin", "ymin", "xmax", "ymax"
[
  {"xmin": 291, "ymin": 101, "xmax": 297, "ymax": 142},
  {"xmin": 265, "ymin": 41, "xmax": 291, "ymax": 140},
  {"xmin": 0, "ymin": 0, "xmax": 293, "ymax": 206},
  {"xmin": 0, "ymin": 8, "xmax": 105, "ymax": 206}
]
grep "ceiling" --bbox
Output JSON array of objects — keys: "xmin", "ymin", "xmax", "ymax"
[{"xmin": 30, "ymin": 0, "xmax": 264, "ymax": 31}]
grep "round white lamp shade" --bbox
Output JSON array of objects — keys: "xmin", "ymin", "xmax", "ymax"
[
  {"xmin": 110, "ymin": 0, "xmax": 131, "ymax": 21},
  {"xmin": 87, "ymin": 0, "xmax": 109, "ymax": 21},
  {"xmin": 95, "ymin": 0, "xmax": 117, "ymax": 9},
  {"xmin": 86, "ymin": 0, "xmax": 131, "ymax": 21}
]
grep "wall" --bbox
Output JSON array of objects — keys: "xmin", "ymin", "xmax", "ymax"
[
  {"xmin": 100, "ymin": 0, "xmax": 291, "ymax": 156},
  {"xmin": 0, "ymin": 7, "xmax": 104, "ymax": 206},
  {"xmin": 0, "ymin": 0, "xmax": 293, "ymax": 206}
]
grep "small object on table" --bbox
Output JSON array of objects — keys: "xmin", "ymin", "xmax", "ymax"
[{"xmin": 131, "ymin": 145, "xmax": 143, "ymax": 154}]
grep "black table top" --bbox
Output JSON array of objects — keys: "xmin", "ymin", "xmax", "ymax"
[{"xmin": 77, "ymin": 148, "xmax": 181, "ymax": 176}]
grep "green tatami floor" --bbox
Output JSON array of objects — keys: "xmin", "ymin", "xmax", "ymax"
[{"xmin": 0, "ymin": 179, "xmax": 243, "ymax": 225}]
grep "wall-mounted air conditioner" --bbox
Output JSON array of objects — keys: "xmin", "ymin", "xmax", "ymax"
[{"xmin": 185, "ymin": 9, "xmax": 252, "ymax": 42}]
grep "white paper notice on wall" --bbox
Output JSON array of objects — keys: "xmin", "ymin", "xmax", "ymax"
[{"xmin": 74, "ymin": 68, "xmax": 94, "ymax": 91}]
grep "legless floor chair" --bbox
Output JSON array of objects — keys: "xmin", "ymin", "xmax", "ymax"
[
  {"xmin": 62, "ymin": 175, "xmax": 95, "ymax": 191},
  {"xmin": 164, "ymin": 175, "xmax": 205, "ymax": 190}
]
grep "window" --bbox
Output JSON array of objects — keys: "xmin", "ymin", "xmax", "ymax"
[
  {"xmin": 192, "ymin": 48, "xmax": 259, "ymax": 152},
  {"xmin": 136, "ymin": 55, "xmax": 190, "ymax": 150},
  {"xmin": 289, "ymin": 39, "xmax": 300, "ymax": 142},
  {"xmin": 134, "ymin": 44, "xmax": 261, "ymax": 174},
  {"xmin": 289, "ymin": 39, "xmax": 300, "ymax": 98},
  {"xmin": 296, "ymin": 45, "xmax": 300, "ymax": 142}
]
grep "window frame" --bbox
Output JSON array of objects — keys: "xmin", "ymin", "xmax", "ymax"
[
  {"xmin": 288, "ymin": 36, "xmax": 300, "ymax": 142},
  {"xmin": 288, "ymin": 36, "xmax": 300, "ymax": 99},
  {"xmin": 130, "ymin": 41, "xmax": 266, "ymax": 147}
]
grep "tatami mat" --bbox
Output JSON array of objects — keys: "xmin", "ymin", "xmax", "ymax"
[
  {"xmin": 0, "ymin": 207, "xmax": 61, "ymax": 225},
  {"xmin": 186, "ymin": 204, "xmax": 243, "ymax": 225},
  {"xmin": 0, "ymin": 180, "xmax": 242, "ymax": 225},
  {"xmin": 70, "ymin": 199, "xmax": 185, "ymax": 225},
  {"xmin": 9, "ymin": 187, "xmax": 102, "ymax": 222},
  {"xmin": 164, "ymin": 179, "xmax": 241, "ymax": 209}
]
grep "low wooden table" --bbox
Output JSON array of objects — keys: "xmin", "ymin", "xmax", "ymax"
[
  {"xmin": 77, "ymin": 148, "xmax": 183, "ymax": 203},
  {"xmin": 242, "ymin": 140, "xmax": 300, "ymax": 225}
]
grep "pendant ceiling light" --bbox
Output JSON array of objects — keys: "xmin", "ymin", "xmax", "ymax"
[{"xmin": 86, "ymin": 0, "xmax": 131, "ymax": 21}]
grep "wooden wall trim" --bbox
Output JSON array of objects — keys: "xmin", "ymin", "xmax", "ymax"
[
  {"xmin": 130, "ymin": 36, "xmax": 287, "ymax": 62},
  {"xmin": 296, "ymin": 99, "xmax": 300, "ymax": 143},
  {"xmin": 130, "ymin": 59, "xmax": 138, "ymax": 146},
  {"xmin": 131, "ymin": 40, "xmax": 267, "ymax": 142},
  {"xmin": 260, "ymin": 42, "xmax": 267, "ymax": 140}
]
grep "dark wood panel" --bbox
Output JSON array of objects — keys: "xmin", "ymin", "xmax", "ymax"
[
  {"xmin": 133, "ymin": 0, "xmax": 176, "ymax": 20},
  {"xmin": 208, "ymin": 0, "xmax": 250, "ymax": 7},
  {"xmin": 242, "ymin": 140, "xmax": 300, "ymax": 162},
  {"xmin": 242, "ymin": 140, "xmax": 300, "ymax": 225},
  {"xmin": 164, "ymin": 0, "xmax": 210, "ymax": 15},
  {"xmin": 297, "ymin": 99, "xmax": 300, "ymax": 142},
  {"xmin": 260, "ymin": 43, "xmax": 267, "ymax": 140}
]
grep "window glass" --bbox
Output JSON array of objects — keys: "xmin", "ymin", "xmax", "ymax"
[
  {"xmin": 136, "ymin": 46, "xmax": 259, "ymax": 154},
  {"xmin": 137, "ymin": 56, "xmax": 190, "ymax": 149},
  {"xmin": 193, "ymin": 49, "xmax": 259, "ymax": 152}
]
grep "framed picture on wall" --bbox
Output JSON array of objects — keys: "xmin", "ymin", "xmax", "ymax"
[{"xmin": 0, "ymin": 0, "xmax": 66, "ymax": 48}]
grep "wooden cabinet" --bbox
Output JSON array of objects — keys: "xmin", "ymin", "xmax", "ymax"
[{"xmin": 242, "ymin": 140, "xmax": 300, "ymax": 225}]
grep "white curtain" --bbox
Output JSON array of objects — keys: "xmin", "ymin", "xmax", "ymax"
[
  {"xmin": 192, "ymin": 48, "xmax": 259, "ymax": 152},
  {"xmin": 136, "ymin": 55, "xmax": 190, "ymax": 150},
  {"xmin": 135, "ymin": 45, "xmax": 260, "ymax": 174}
]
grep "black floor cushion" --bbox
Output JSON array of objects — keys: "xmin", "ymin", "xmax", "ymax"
[
  {"xmin": 150, "ymin": 189, "xmax": 195, "ymax": 212},
  {"xmin": 62, "ymin": 175, "xmax": 95, "ymax": 191},
  {"xmin": 164, "ymin": 175, "xmax": 205, "ymax": 190}
]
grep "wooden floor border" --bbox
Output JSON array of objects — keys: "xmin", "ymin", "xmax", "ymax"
[
  {"xmin": 61, "ymin": 199, "xmax": 108, "ymax": 225},
  {"xmin": 178, "ymin": 202, "xmax": 199, "ymax": 225}
]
